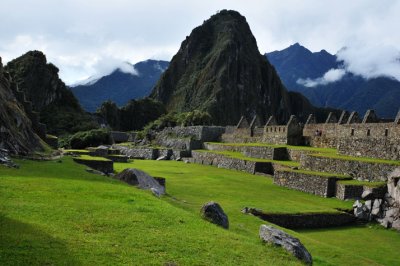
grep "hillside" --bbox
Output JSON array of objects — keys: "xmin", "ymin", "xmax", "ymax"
[
  {"xmin": 0, "ymin": 57, "xmax": 43, "ymax": 154},
  {"xmin": 71, "ymin": 60, "xmax": 169, "ymax": 112},
  {"xmin": 150, "ymin": 10, "xmax": 330, "ymax": 125},
  {"xmin": 5, "ymin": 51, "xmax": 97, "ymax": 135},
  {"xmin": 266, "ymin": 43, "xmax": 400, "ymax": 118}
]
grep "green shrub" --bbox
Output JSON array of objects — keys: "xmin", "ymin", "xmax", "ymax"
[{"xmin": 62, "ymin": 129, "xmax": 112, "ymax": 149}]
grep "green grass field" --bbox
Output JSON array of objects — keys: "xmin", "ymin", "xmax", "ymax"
[{"xmin": 1, "ymin": 157, "xmax": 399, "ymax": 265}]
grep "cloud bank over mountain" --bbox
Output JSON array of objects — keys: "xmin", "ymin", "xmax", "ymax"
[{"xmin": 0, "ymin": 0, "xmax": 399, "ymax": 84}]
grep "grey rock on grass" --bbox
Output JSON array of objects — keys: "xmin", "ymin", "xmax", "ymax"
[
  {"xmin": 259, "ymin": 225, "xmax": 312, "ymax": 265},
  {"xmin": 200, "ymin": 201, "xmax": 229, "ymax": 229}
]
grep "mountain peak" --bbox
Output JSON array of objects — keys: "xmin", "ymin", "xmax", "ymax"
[{"xmin": 151, "ymin": 11, "xmax": 319, "ymax": 125}]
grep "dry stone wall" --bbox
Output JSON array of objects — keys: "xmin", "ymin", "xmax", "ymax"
[
  {"xmin": 190, "ymin": 150, "xmax": 273, "ymax": 174},
  {"xmin": 300, "ymin": 154, "xmax": 398, "ymax": 182},
  {"xmin": 274, "ymin": 170, "xmax": 342, "ymax": 197}
]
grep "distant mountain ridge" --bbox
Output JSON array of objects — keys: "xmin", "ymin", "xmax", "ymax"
[
  {"xmin": 266, "ymin": 43, "xmax": 400, "ymax": 118},
  {"xmin": 71, "ymin": 60, "xmax": 169, "ymax": 112}
]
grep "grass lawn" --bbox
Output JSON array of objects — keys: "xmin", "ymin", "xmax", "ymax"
[
  {"xmin": 117, "ymin": 159, "xmax": 400, "ymax": 266},
  {"xmin": 0, "ymin": 158, "xmax": 299, "ymax": 265},
  {"xmin": 195, "ymin": 149, "xmax": 300, "ymax": 167},
  {"xmin": 1, "ymin": 157, "xmax": 399, "ymax": 265}
]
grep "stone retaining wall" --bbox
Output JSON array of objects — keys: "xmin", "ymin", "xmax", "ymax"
[
  {"xmin": 300, "ymin": 154, "xmax": 398, "ymax": 182},
  {"xmin": 114, "ymin": 146, "xmax": 190, "ymax": 160},
  {"xmin": 191, "ymin": 151, "xmax": 273, "ymax": 175},
  {"xmin": 338, "ymin": 138, "xmax": 400, "ymax": 160},
  {"xmin": 106, "ymin": 155, "xmax": 129, "ymax": 163},
  {"xmin": 247, "ymin": 209, "xmax": 356, "ymax": 229},
  {"xmin": 274, "ymin": 170, "xmax": 343, "ymax": 197},
  {"xmin": 203, "ymin": 143, "xmax": 288, "ymax": 160},
  {"xmin": 336, "ymin": 183, "xmax": 388, "ymax": 200},
  {"xmin": 335, "ymin": 183, "xmax": 364, "ymax": 200},
  {"xmin": 73, "ymin": 158, "xmax": 113, "ymax": 174}
]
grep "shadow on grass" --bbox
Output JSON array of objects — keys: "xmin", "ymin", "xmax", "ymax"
[{"xmin": 0, "ymin": 214, "xmax": 80, "ymax": 265}]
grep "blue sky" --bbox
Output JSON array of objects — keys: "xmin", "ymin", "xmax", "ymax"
[{"xmin": 0, "ymin": 0, "xmax": 399, "ymax": 84}]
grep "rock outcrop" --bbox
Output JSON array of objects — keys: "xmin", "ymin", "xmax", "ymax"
[
  {"xmin": 5, "ymin": 51, "xmax": 97, "ymax": 135},
  {"xmin": 200, "ymin": 201, "xmax": 229, "ymax": 229},
  {"xmin": 115, "ymin": 168, "xmax": 165, "ymax": 196},
  {"xmin": 259, "ymin": 225, "xmax": 312, "ymax": 265},
  {"xmin": 151, "ymin": 10, "xmax": 331, "ymax": 125},
  {"xmin": 353, "ymin": 168, "xmax": 400, "ymax": 230},
  {"xmin": 0, "ymin": 56, "xmax": 43, "ymax": 154}
]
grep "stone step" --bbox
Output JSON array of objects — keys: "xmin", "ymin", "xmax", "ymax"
[
  {"xmin": 336, "ymin": 180, "xmax": 387, "ymax": 200},
  {"xmin": 300, "ymin": 153, "xmax": 399, "ymax": 182},
  {"xmin": 191, "ymin": 150, "xmax": 274, "ymax": 175},
  {"xmin": 204, "ymin": 142, "xmax": 288, "ymax": 160},
  {"xmin": 274, "ymin": 169, "xmax": 351, "ymax": 197}
]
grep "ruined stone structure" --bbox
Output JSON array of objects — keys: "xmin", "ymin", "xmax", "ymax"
[
  {"xmin": 304, "ymin": 109, "xmax": 400, "ymax": 160},
  {"xmin": 221, "ymin": 110, "xmax": 400, "ymax": 162}
]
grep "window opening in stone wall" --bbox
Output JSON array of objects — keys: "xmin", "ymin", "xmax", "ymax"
[
  {"xmin": 385, "ymin": 128, "xmax": 389, "ymax": 137},
  {"xmin": 274, "ymin": 127, "xmax": 276, "ymax": 132},
  {"xmin": 367, "ymin": 129, "xmax": 370, "ymax": 136},
  {"xmin": 351, "ymin": 128, "xmax": 354, "ymax": 136},
  {"xmin": 283, "ymin": 128, "xmax": 285, "ymax": 133}
]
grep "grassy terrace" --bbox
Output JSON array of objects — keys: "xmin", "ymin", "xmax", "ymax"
[
  {"xmin": 310, "ymin": 153, "xmax": 400, "ymax": 166},
  {"xmin": 277, "ymin": 168, "xmax": 351, "ymax": 179},
  {"xmin": 63, "ymin": 149, "xmax": 90, "ymax": 154},
  {"xmin": 76, "ymin": 155, "xmax": 111, "ymax": 161},
  {"xmin": 1, "ymin": 157, "xmax": 399, "ymax": 265},
  {"xmin": 205, "ymin": 142, "xmax": 338, "ymax": 154},
  {"xmin": 195, "ymin": 149, "xmax": 300, "ymax": 167},
  {"xmin": 337, "ymin": 180, "xmax": 387, "ymax": 187},
  {"xmin": 117, "ymin": 160, "xmax": 400, "ymax": 266}
]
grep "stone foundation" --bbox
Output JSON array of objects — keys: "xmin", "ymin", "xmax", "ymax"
[
  {"xmin": 73, "ymin": 158, "xmax": 113, "ymax": 174},
  {"xmin": 191, "ymin": 151, "xmax": 273, "ymax": 175},
  {"xmin": 204, "ymin": 143, "xmax": 288, "ymax": 160},
  {"xmin": 274, "ymin": 170, "xmax": 348, "ymax": 197},
  {"xmin": 335, "ymin": 183, "xmax": 364, "ymax": 200},
  {"xmin": 245, "ymin": 208, "xmax": 356, "ymax": 229},
  {"xmin": 300, "ymin": 154, "xmax": 398, "ymax": 182}
]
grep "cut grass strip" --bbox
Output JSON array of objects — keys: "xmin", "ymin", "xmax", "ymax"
[{"xmin": 337, "ymin": 180, "xmax": 387, "ymax": 188}]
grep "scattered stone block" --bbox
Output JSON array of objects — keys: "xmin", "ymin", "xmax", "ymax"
[
  {"xmin": 259, "ymin": 225, "xmax": 312, "ymax": 265},
  {"xmin": 200, "ymin": 201, "xmax": 229, "ymax": 229},
  {"xmin": 115, "ymin": 168, "xmax": 165, "ymax": 195}
]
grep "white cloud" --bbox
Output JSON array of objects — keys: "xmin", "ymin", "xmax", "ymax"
[
  {"xmin": 337, "ymin": 44, "xmax": 400, "ymax": 81},
  {"xmin": 297, "ymin": 68, "xmax": 347, "ymax": 87},
  {"xmin": 0, "ymin": 0, "xmax": 399, "ymax": 84}
]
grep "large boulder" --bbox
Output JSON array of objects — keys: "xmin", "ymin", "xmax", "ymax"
[
  {"xmin": 200, "ymin": 201, "xmax": 229, "ymax": 229},
  {"xmin": 259, "ymin": 225, "xmax": 312, "ymax": 265},
  {"xmin": 387, "ymin": 168, "xmax": 400, "ymax": 203},
  {"xmin": 115, "ymin": 168, "xmax": 165, "ymax": 196}
]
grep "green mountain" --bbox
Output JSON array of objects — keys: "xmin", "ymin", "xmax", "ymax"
[
  {"xmin": 0, "ymin": 57, "xmax": 43, "ymax": 154},
  {"xmin": 151, "ymin": 10, "xmax": 328, "ymax": 125},
  {"xmin": 5, "ymin": 51, "xmax": 97, "ymax": 135}
]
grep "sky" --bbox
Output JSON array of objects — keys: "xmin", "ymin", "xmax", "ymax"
[{"xmin": 0, "ymin": 0, "xmax": 399, "ymax": 85}]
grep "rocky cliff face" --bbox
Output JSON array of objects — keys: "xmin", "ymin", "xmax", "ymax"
[
  {"xmin": 5, "ymin": 51, "xmax": 97, "ymax": 135},
  {"xmin": 151, "ymin": 10, "xmax": 323, "ymax": 125},
  {"xmin": 0, "ymin": 57, "xmax": 43, "ymax": 154}
]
